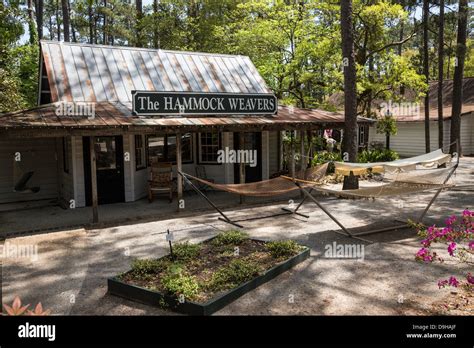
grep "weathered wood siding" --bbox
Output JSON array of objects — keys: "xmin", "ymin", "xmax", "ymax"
[{"xmin": 0, "ymin": 138, "xmax": 58, "ymax": 204}]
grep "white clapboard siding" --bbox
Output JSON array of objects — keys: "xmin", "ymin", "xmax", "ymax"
[
  {"xmin": 0, "ymin": 138, "xmax": 59, "ymax": 204},
  {"xmin": 369, "ymin": 113, "xmax": 474, "ymax": 156}
]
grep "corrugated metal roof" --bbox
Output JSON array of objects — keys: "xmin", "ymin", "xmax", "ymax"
[
  {"xmin": 0, "ymin": 103, "xmax": 374, "ymax": 134},
  {"xmin": 41, "ymin": 41, "xmax": 272, "ymax": 103}
]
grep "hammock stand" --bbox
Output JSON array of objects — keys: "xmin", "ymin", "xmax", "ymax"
[
  {"xmin": 178, "ymin": 171, "xmax": 311, "ymax": 228},
  {"xmin": 287, "ymin": 142, "xmax": 460, "ymax": 242},
  {"xmin": 178, "ymin": 142, "xmax": 459, "ymax": 242}
]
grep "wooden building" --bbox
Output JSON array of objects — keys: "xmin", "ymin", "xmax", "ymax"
[{"xmin": 0, "ymin": 41, "xmax": 373, "ymax": 217}]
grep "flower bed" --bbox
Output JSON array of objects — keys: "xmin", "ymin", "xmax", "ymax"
[{"xmin": 108, "ymin": 231, "xmax": 309, "ymax": 315}]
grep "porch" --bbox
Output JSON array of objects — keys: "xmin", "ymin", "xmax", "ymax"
[
  {"xmin": 0, "ymin": 190, "xmax": 300, "ymax": 237},
  {"xmin": 0, "ymin": 101, "xmax": 374, "ymax": 229}
]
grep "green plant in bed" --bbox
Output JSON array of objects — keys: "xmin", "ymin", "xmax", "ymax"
[
  {"xmin": 161, "ymin": 265, "xmax": 200, "ymax": 300},
  {"xmin": 207, "ymin": 258, "xmax": 263, "ymax": 292},
  {"xmin": 130, "ymin": 258, "xmax": 169, "ymax": 279},
  {"xmin": 212, "ymin": 230, "xmax": 249, "ymax": 247},
  {"xmin": 173, "ymin": 242, "xmax": 201, "ymax": 261},
  {"xmin": 266, "ymin": 240, "xmax": 304, "ymax": 259}
]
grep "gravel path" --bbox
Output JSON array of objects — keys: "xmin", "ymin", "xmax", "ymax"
[{"xmin": 2, "ymin": 158, "xmax": 472, "ymax": 315}]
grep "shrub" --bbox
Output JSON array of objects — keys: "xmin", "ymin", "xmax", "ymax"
[
  {"xmin": 207, "ymin": 258, "xmax": 262, "ymax": 291},
  {"xmin": 414, "ymin": 209, "xmax": 474, "ymax": 291},
  {"xmin": 173, "ymin": 242, "xmax": 201, "ymax": 261},
  {"xmin": 161, "ymin": 266, "xmax": 200, "ymax": 300},
  {"xmin": 311, "ymin": 151, "xmax": 342, "ymax": 173},
  {"xmin": 212, "ymin": 230, "xmax": 249, "ymax": 246},
  {"xmin": 266, "ymin": 240, "xmax": 303, "ymax": 259},
  {"xmin": 357, "ymin": 149, "xmax": 399, "ymax": 163}
]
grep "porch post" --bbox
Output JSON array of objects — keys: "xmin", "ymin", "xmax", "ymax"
[
  {"xmin": 300, "ymin": 130, "xmax": 305, "ymax": 170},
  {"xmin": 89, "ymin": 136, "xmax": 99, "ymax": 223},
  {"xmin": 239, "ymin": 132, "xmax": 245, "ymax": 204},
  {"xmin": 176, "ymin": 132, "xmax": 183, "ymax": 211},
  {"xmin": 289, "ymin": 131, "xmax": 295, "ymax": 177}
]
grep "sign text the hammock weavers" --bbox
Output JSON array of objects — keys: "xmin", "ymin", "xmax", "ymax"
[{"xmin": 131, "ymin": 91, "xmax": 278, "ymax": 116}]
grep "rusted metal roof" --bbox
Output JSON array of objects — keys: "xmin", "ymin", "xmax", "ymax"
[
  {"xmin": 41, "ymin": 41, "xmax": 272, "ymax": 103},
  {"xmin": 0, "ymin": 103, "xmax": 374, "ymax": 137}
]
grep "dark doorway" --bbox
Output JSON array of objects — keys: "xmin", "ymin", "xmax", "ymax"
[
  {"xmin": 233, "ymin": 132, "xmax": 262, "ymax": 183},
  {"xmin": 83, "ymin": 136, "xmax": 125, "ymax": 205}
]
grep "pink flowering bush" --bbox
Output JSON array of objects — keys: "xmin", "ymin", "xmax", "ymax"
[{"xmin": 414, "ymin": 209, "xmax": 473, "ymax": 291}]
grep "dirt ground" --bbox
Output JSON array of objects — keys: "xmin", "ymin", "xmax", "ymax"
[{"xmin": 1, "ymin": 158, "xmax": 473, "ymax": 315}]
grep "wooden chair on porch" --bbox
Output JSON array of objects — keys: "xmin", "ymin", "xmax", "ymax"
[{"xmin": 148, "ymin": 159, "xmax": 173, "ymax": 203}]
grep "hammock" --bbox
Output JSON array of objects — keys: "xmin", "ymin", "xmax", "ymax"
[
  {"xmin": 182, "ymin": 162, "xmax": 329, "ymax": 197},
  {"xmin": 178, "ymin": 145, "xmax": 459, "ymax": 239},
  {"xmin": 300, "ymin": 166, "xmax": 455, "ymax": 199},
  {"xmin": 334, "ymin": 149, "xmax": 451, "ymax": 176}
]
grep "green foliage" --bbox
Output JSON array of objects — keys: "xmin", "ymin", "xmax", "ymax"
[
  {"xmin": 130, "ymin": 258, "xmax": 170, "ymax": 280},
  {"xmin": 266, "ymin": 240, "xmax": 303, "ymax": 259},
  {"xmin": 311, "ymin": 151, "xmax": 342, "ymax": 173},
  {"xmin": 161, "ymin": 266, "xmax": 199, "ymax": 300},
  {"xmin": 212, "ymin": 230, "xmax": 249, "ymax": 247},
  {"xmin": 0, "ymin": 0, "xmax": 38, "ymax": 112},
  {"xmin": 207, "ymin": 258, "xmax": 262, "ymax": 291},
  {"xmin": 357, "ymin": 149, "xmax": 400, "ymax": 163},
  {"xmin": 173, "ymin": 242, "xmax": 201, "ymax": 261},
  {"xmin": 376, "ymin": 115, "xmax": 398, "ymax": 136}
]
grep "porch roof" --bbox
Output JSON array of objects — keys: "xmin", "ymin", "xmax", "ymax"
[{"xmin": 0, "ymin": 102, "xmax": 374, "ymax": 138}]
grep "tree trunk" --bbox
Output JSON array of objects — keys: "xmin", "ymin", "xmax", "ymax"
[
  {"xmin": 340, "ymin": 0, "xmax": 358, "ymax": 162},
  {"xmin": 423, "ymin": 0, "xmax": 430, "ymax": 153},
  {"xmin": 70, "ymin": 0, "xmax": 77, "ymax": 42},
  {"xmin": 437, "ymin": 0, "xmax": 444, "ymax": 150},
  {"xmin": 103, "ymin": 0, "xmax": 107, "ymax": 45},
  {"xmin": 56, "ymin": 0, "xmax": 61, "ymax": 40},
  {"xmin": 136, "ymin": 0, "xmax": 143, "ymax": 47},
  {"xmin": 398, "ymin": 0, "xmax": 405, "ymax": 95},
  {"xmin": 88, "ymin": 2, "xmax": 94, "ymax": 44},
  {"xmin": 35, "ymin": 0, "xmax": 44, "ymax": 40},
  {"xmin": 61, "ymin": 0, "xmax": 70, "ymax": 42},
  {"xmin": 27, "ymin": 0, "xmax": 36, "ymax": 44},
  {"xmin": 153, "ymin": 0, "xmax": 159, "ymax": 49},
  {"xmin": 450, "ymin": 0, "xmax": 468, "ymax": 155}
]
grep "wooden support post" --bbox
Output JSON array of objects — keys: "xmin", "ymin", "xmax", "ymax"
[
  {"xmin": 290, "ymin": 131, "xmax": 295, "ymax": 177},
  {"xmin": 176, "ymin": 133, "xmax": 182, "ymax": 212},
  {"xmin": 89, "ymin": 136, "xmax": 99, "ymax": 223},
  {"xmin": 239, "ymin": 132, "xmax": 245, "ymax": 204},
  {"xmin": 278, "ymin": 131, "xmax": 284, "ymax": 171},
  {"xmin": 300, "ymin": 130, "xmax": 305, "ymax": 171}
]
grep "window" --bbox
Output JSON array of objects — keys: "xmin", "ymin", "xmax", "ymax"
[
  {"xmin": 198, "ymin": 132, "xmax": 221, "ymax": 164},
  {"xmin": 62, "ymin": 137, "xmax": 69, "ymax": 174},
  {"xmin": 135, "ymin": 135, "xmax": 146, "ymax": 170},
  {"xmin": 147, "ymin": 134, "xmax": 193, "ymax": 165},
  {"xmin": 358, "ymin": 125, "xmax": 369, "ymax": 146}
]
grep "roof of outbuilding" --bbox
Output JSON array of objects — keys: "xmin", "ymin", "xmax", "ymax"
[
  {"xmin": 327, "ymin": 77, "xmax": 474, "ymax": 121},
  {"xmin": 40, "ymin": 40, "xmax": 272, "ymax": 103}
]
